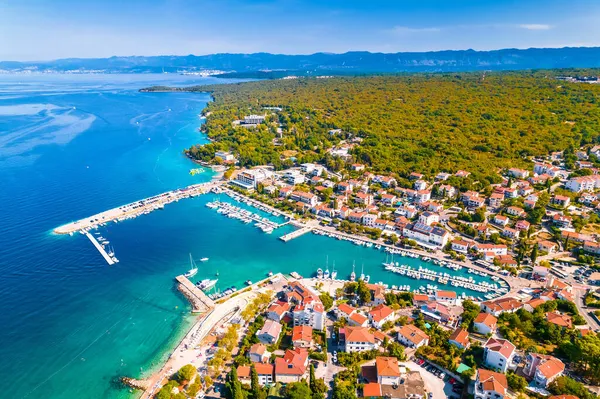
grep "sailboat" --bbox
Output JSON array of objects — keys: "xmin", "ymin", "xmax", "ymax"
[
  {"xmin": 350, "ymin": 261, "xmax": 356, "ymax": 281},
  {"xmin": 324, "ymin": 255, "xmax": 330, "ymax": 279},
  {"xmin": 359, "ymin": 264, "xmax": 365, "ymax": 281},
  {"xmin": 184, "ymin": 253, "xmax": 199, "ymax": 278},
  {"xmin": 316, "ymin": 268, "xmax": 324, "ymax": 279},
  {"xmin": 200, "ymin": 257, "xmax": 209, "ymax": 262}
]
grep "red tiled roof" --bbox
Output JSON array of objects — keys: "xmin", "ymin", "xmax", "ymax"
[
  {"xmin": 546, "ymin": 312, "xmax": 573, "ymax": 328},
  {"xmin": 346, "ymin": 326, "xmax": 375, "ymax": 343},
  {"xmin": 337, "ymin": 303, "xmax": 356, "ymax": 316},
  {"xmin": 275, "ymin": 348, "xmax": 308, "ymax": 376},
  {"xmin": 376, "ymin": 357, "xmax": 400, "ymax": 377},
  {"xmin": 474, "ymin": 312, "xmax": 497, "ymax": 328},
  {"xmin": 363, "ymin": 382, "xmax": 382, "ymax": 397},
  {"xmin": 485, "ymin": 338, "xmax": 515, "ymax": 359},
  {"xmin": 350, "ymin": 312, "xmax": 368, "ymax": 326},
  {"xmin": 478, "ymin": 369, "xmax": 508, "ymax": 395},
  {"xmin": 292, "ymin": 325, "xmax": 313, "ymax": 343},
  {"xmin": 368, "ymin": 304, "xmax": 394, "ymax": 322},
  {"xmin": 398, "ymin": 324, "xmax": 429, "ymax": 346},
  {"xmin": 449, "ymin": 328, "xmax": 470, "ymax": 347}
]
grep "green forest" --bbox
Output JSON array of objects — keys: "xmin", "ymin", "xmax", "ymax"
[{"xmin": 165, "ymin": 71, "xmax": 600, "ymax": 180}]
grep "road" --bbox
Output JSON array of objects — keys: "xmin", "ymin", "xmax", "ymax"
[{"xmin": 574, "ymin": 288, "xmax": 600, "ymax": 331}]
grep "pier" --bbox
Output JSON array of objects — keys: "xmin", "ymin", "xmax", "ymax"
[
  {"xmin": 279, "ymin": 226, "xmax": 314, "ymax": 242},
  {"xmin": 175, "ymin": 275, "xmax": 215, "ymax": 313},
  {"xmin": 85, "ymin": 232, "xmax": 116, "ymax": 265},
  {"xmin": 54, "ymin": 181, "xmax": 222, "ymax": 235}
]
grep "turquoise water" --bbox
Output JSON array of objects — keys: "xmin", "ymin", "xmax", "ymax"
[{"xmin": 0, "ymin": 74, "xmax": 493, "ymax": 399}]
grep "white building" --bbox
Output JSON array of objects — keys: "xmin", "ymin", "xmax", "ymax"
[
  {"xmin": 397, "ymin": 325, "xmax": 429, "ymax": 348},
  {"xmin": 484, "ymin": 338, "xmax": 516, "ymax": 372},
  {"xmin": 344, "ymin": 327, "xmax": 378, "ymax": 353},
  {"xmin": 523, "ymin": 354, "xmax": 565, "ymax": 388},
  {"xmin": 473, "ymin": 313, "xmax": 497, "ymax": 335},
  {"xmin": 233, "ymin": 168, "xmax": 273, "ymax": 190},
  {"xmin": 243, "ymin": 114, "xmax": 265, "ymax": 124},
  {"xmin": 565, "ymin": 175, "xmax": 600, "ymax": 192},
  {"xmin": 215, "ymin": 151, "xmax": 235, "ymax": 162},
  {"xmin": 475, "ymin": 369, "xmax": 508, "ymax": 399}
]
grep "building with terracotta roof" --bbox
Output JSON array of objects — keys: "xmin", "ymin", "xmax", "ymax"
[
  {"xmin": 449, "ymin": 328, "xmax": 470, "ymax": 349},
  {"xmin": 481, "ymin": 298, "xmax": 522, "ymax": 317},
  {"xmin": 335, "ymin": 303, "xmax": 357, "ymax": 320},
  {"xmin": 397, "ymin": 324, "xmax": 429, "ymax": 348},
  {"xmin": 366, "ymin": 283, "xmax": 387, "ymax": 306},
  {"xmin": 257, "ymin": 320, "xmax": 282, "ymax": 345},
  {"xmin": 345, "ymin": 326, "xmax": 377, "ymax": 353},
  {"xmin": 475, "ymin": 369, "xmax": 508, "ymax": 399},
  {"xmin": 524, "ymin": 353, "xmax": 565, "ymax": 387},
  {"xmin": 267, "ymin": 301, "xmax": 290, "ymax": 321},
  {"xmin": 349, "ymin": 312, "xmax": 369, "ymax": 327},
  {"xmin": 363, "ymin": 382, "xmax": 382, "ymax": 398},
  {"xmin": 484, "ymin": 338, "xmax": 516, "ymax": 372},
  {"xmin": 248, "ymin": 343, "xmax": 270, "ymax": 363},
  {"xmin": 237, "ymin": 363, "xmax": 274, "ymax": 386},
  {"xmin": 412, "ymin": 294, "xmax": 431, "ymax": 306},
  {"xmin": 376, "ymin": 357, "xmax": 401, "ymax": 385},
  {"xmin": 546, "ymin": 312, "xmax": 573, "ymax": 329},
  {"xmin": 274, "ymin": 348, "xmax": 309, "ymax": 383},
  {"xmin": 291, "ymin": 325, "xmax": 313, "ymax": 348},
  {"xmin": 368, "ymin": 304, "xmax": 396, "ymax": 329},
  {"xmin": 286, "ymin": 281, "xmax": 325, "ymax": 330},
  {"xmin": 473, "ymin": 313, "xmax": 498, "ymax": 335},
  {"xmin": 435, "ymin": 290, "xmax": 457, "ymax": 303}
]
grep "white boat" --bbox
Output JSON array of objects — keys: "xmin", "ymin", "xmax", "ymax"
[
  {"xmin": 359, "ymin": 264, "xmax": 365, "ymax": 281},
  {"xmin": 316, "ymin": 268, "xmax": 324, "ymax": 279},
  {"xmin": 324, "ymin": 268, "xmax": 330, "ymax": 279},
  {"xmin": 364, "ymin": 275, "xmax": 370, "ymax": 283},
  {"xmin": 200, "ymin": 257, "xmax": 209, "ymax": 262},
  {"xmin": 185, "ymin": 254, "xmax": 199, "ymax": 278},
  {"xmin": 331, "ymin": 263, "xmax": 337, "ymax": 280},
  {"xmin": 350, "ymin": 262, "xmax": 356, "ymax": 282},
  {"xmin": 197, "ymin": 279, "xmax": 218, "ymax": 291}
]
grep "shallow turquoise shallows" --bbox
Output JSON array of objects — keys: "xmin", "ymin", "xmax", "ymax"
[{"xmin": 0, "ymin": 74, "xmax": 493, "ymax": 399}]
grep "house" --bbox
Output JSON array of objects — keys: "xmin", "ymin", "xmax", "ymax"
[
  {"xmin": 274, "ymin": 348, "xmax": 309, "ymax": 383},
  {"xmin": 215, "ymin": 151, "xmax": 235, "ymax": 162},
  {"xmin": 565, "ymin": 175, "xmax": 600, "ymax": 192},
  {"xmin": 489, "ymin": 193, "xmax": 504, "ymax": 209},
  {"xmin": 537, "ymin": 240, "xmax": 557, "ymax": 253},
  {"xmin": 409, "ymin": 172, "xmax": 423, "ymax": 180},
  {"xmin": 421, "ymin": 302, "xmax": 460, "ymax": 326},
  {"xmin": 509, "ymin": 168, "xmax": 530, "ymax": 179},
  {"xmin": 435, "ymin": 290, "xmax": 457, "ymax": 303},
  {"xmin": 414, "ymin": 180, "xmax": 428, "ymax": 191},
  {"xmin": 418, "ymin": 211, "xmax": 439, "ymax": 226},
  {"xmin": 546, "ymin": 311, "xmax": 573, "ymax": 329},
  {"xmin": 375, "ymin": 357, "xmax": 402, "ymax": 385},
  {"xmin": 451, "ymin": 239, "xmax": 471, "ymax": 253},
  {"xmin": 481, "ymin": 298, "xmax": 522, "ymax": 317},
  {"xmin": 257, "ymin": 320, "xmax": 282, "ymax": 344},
  {"xmin": 348, "ymin": 312, "xmax": 369, "ymax": 327},
  {"xmin": 335, "ymin": 303, "xmax": 357, "ymax": 320},
  {"xmin": 291, "ymin": 325, "xmax": 313, "ymax": 348},
  {"xmin": 524, "ymin": 298, "xmax": 546, "ymax": 312},
  {"xmin": 475, "ymin": 369, "xmax": 508, "ymax": 399},
  {"xmin": 506, "ymin": 206, "xmax": 526, "ymax": 217},
  {"xmin": 397, "ymin": 324, "xmax": 429, "ymax": 348},
  {"xmin": 584, "ymin": 240, "xmax": 600, "ymax": 255},
  {"xmin": 267, "ymin": 301, "xmax": 290, "ymax": 321},
  {"xmin": 436, "ymin": 172, "xmax": 451, "ymax": 181},
  {"xmin": 412, "ymin": 294, "xmax": 430, "ymax": 307},
  {"xmin": 351, "ymin": 163, "xmax": 366, "ymax": 171},
  {"xmin": 337, "ymin": 182, "xmax": 352, "ymax": 194},
  {"xmin": 515, "ymin": 220, "xmax": 531, "ymax": 231},
  {"xmin": 439, "ymin": 184, "xmax": 457, "ymax": 198},
  {"xmin": 551, "ymin": 195, "xmax": 571, "ymax": 208},
  {"xmin": 367, "ymin": 283, "xmax": 387, "ymax": 306},
  {"xmin": 449, "ymin": 328, "xmax": 470, "ymax": 349},
  {"xmin": 233, "ymin": 169, "xmax": 273, "ymax": 190},
  {"xmin": 361, "ymin": 213, "xmax": 377, "ymax": 227},
  {"xmin": 248, "ymin": 343, "xmax": 271, "ymax": 363},
  {"xmin": 380, "ymin": 194, "xmax": 397, "ymax": 206},
  {"xmin": 501, "ymin": 227, "xmax": 520, "ymax": 240},
  {"xmin": 484, "ymin": 338, "xmax": 516, "ymax": 372},
  {"xmin": 553, "ymin": 213, "xmax": 573, "ymax": 228},
  {"xmin": 368, "ymin": 304, "xmax": 396, "ymax": 329},
  {"xmin": 493, "ymin": 215, "xmax": 509, "ymax": 226},
  {"xmin": 473, "ymin": 313, "xmax": 498, "ymax": 335},
  {"xmin": 345, "ymin": 326, "xmax": 377, "ymax": 352},
  {"xmin": 561, "ymin": 230, "xmax": 592, "ymax": 243},
  {"xmin": 472, "ymin": 243, "xmax": 508, "ymax": 257},
  {"xmin": 356, "ymin": 192, "xmax": 374, "ymax": 206},
  {"xmin": 455, "ymin": 170, "xmax": 471, "ymax": 178},
  {"xmin": 403, "ymin": 223, "xmax": 450, "ymax": 248},
  {"xmin": 524, "ymin": 353, "xmax": 565, "ymax": 387},
  {"xmin": 290, "ymin": 191, "xmax": 318, "ymax": 207},
  {"xmin": 237, "ymin": 363, "xmax": 274, "ymax": 386}
]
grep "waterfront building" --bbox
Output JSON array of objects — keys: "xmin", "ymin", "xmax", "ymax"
[
  {"xmin": 232, "ymin": 168, "xmax": 273, "ymax": 190},
  {"xmin": 473, "ymin": 313, "xmax": 497, "ymax": 335},
  {"xmin": 344, "ymin": 326, "xmax": 377, "ymax": 353},
  {"xmin": 397, "ymin": 324, "xmax": 429, "ymax": 348}
]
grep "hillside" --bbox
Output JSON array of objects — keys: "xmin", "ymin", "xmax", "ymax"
[
  {"xmin": 166, "ymin": 72, "xmax": 600, "ymax": 181},
  {"xmin": 5, "ymin": 47, "xmax": 600, "ymax": 74}
]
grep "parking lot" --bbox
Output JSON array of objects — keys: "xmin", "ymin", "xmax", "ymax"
[{"xmin": 412, "ymin": 358, "xmax": 464, "ymax": 399}]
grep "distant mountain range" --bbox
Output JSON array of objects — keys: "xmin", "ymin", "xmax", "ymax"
[{"xmin": 2, "ymin": 47, "xmax": 600, "ymax": 75}]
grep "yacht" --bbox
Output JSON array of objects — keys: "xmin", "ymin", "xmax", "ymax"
[
  {"xmin": 331, "ymin": 263, "xmax": 337, "ymax": 280},
  {"xmin": 324, "ymin": 268, "xmax": 330, "ymax": 279},
  {"xmin": 350, "ymin": 262, "xmax": 356, "ymax": 282},
  {"xmin": 200, "ymin": 257, "xmax": 209, "ymax": 262},
  {"xmin": 197, "ymin": 279, "xmax": 218, "ymax": 291},
  {"xmin": 316, "ymin": 268, "xmax": 324, "ymax": 279},
  {"xmin": 359, "ymin": 264, "xmax": 365, "ymax": 281},
  {"xmin": 364, "ymin": 275, "xmax": 370, "ymax": 283}
]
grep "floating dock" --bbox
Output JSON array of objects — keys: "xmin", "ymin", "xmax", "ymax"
[
  {"xmin": 85, "ymin": 232, "xmax": 115, "ymax": 265},
  {"xmin": 175, "ymin": 275, "xmax": 215, "ymax": 313},
  {"xmin": 279, "ymin": 226, "xmax": 313, "ymax": 242}
]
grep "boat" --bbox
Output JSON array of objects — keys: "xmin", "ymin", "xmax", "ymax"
[
  {"xmin": 359, "ymin": 264, "xmax": 365, "ymax": 281},
  {"xmin": 316, "ymin": 268, "xmax": 324, "ymax": 279},
  {"xmin": 246, "ymin": 280, "xmax": 253, "ymax": 285},
  {"xmin": 324, "ymin": 268, "xmax": 330, "ymax": 279},
  {"xmin": 331, "ymin": 263, "xmax": 337, "ymax": 280},
  {"xmin": 200, "ymin": 257, "xmax": 209, "ymax": 262},
  {"xmin": 184, "ymin": 254, "xmax": 199, "ymax": 278},
  {"xmin": 350, "ymin": 262, "xmax": 356, "ymax": 282},
  {"xmin": 197, "ymin": 279, "xmax": 218, "ymax": 291},
  {"xmin": 364, "ymin": 275, "xmax": 370, "ymax": 283}
]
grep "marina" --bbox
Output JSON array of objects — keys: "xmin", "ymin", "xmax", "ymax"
[
  {"xmin": 205, "ymin": 200, "xmax": 284, "ymax": 233},
  {"xmin": 85, "ymin": 232, "xmax": 117, "ymax": 265},
  {"xmin": 280, "ymin": 226, "xmax": 314, "ymax": 241}
]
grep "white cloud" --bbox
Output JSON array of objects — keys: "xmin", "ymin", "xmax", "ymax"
[
  {"xmin": 388, "ymin": 26, "xmax": 441, "ymax": 35},
  {"xmin": 519, "ymin": 24, "xmax": 552, "ymax": 30}
]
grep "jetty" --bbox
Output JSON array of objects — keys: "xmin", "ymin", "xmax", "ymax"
[
  {"xmin": 175, "ymin": 275, "xmax": 215, "ymax": 313},
  {"xmin": 85, "ymin": 232, "xmax": 116, "ymax": 265},
  {"xmin": 279, "ymin": 226, "xmax": 314, "ymax": 242},
  {"xmin": 54, "ymin": 182, "xmax": 222, "ymax": 235}
]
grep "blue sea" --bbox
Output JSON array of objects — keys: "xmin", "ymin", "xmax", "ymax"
[{"xmin": 0, "ymin": 74, "xmax": 492, "ymax": 398}]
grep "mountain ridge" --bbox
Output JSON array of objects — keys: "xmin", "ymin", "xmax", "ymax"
[{"xmin": 3, "ymin": 47, "xmax": 600, "ymax": 74}]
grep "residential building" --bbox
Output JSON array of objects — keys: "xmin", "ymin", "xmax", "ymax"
[
  {"xmin": 232, "ymin": 169, "xmax": 273, "ymax": 190},
  {"xmin": 257, "ymin": 320, "xmax": 282, "ymax": 344},
  {"xmin": 551, "ymin": 195, "xmax": 571, "ymax": 208},
  {"xmin": 506, "ymin": 206, "xmax": 526, "ymax": 217},
  {"xmin": 345, "ymin": 326, "xmax": 377, "ymax": 352},
  {"xmin": 243, "ymin": 114, "xmax": 265, "ymax": 125},
  {"xmin": 376, "ymin": 357, "xmax": 401, "ymax": 385},
  {"xmin": 435, "ymin": 290, "xmax": 457, "ymax": 303},
  {"xmin": 248, "ymin": 343, "xmax": 271, "ymax": 363},
  {"xmin": 481, "ymin": 298, "xmax": 522, "ymax": 317},
  {"xmin": 537, "ymin": 240, "xmax": 558, "ymax": 254},
  {"xmin": 286, "ymin": 282, "xmax": 325, "ymax": 330},
  {"xmin": 524, "ymin": 353, "xmax": 565, "ymax": 387},
  {"xmin": 489, "ymin": 193, "xmax": 504, "ymax": 208},
  {"xmin": 267, "ymin": 301, "xmax": 290, "ymax": 321},
  {"xmin": 552, "ymin": 213, "xmax": 573, "ymax": 228},
  {"xmin": 475, "ymin": 369, "xmax": 508, "ymax": 399},
  {"xmin": 501, "ymin": 227, "xmax": 520, "ymax": 240},
  {"xmin": 473, "ymin": 313, "xmax": 497, "ymax": 335},
  {"xmin": 397, "ymin": 324, "xmax": 429, "ymax": 348},
  {"xmin": 584, "ymin": 240, "xmax": 600, "ymax": 255},
  {"xmin": 356, "ymin": 192, "xmax": 374, "ymax": 206},
  {"xmin": 565, "ymin": 175, "xmax": 600, "ymax": 192},
  {"xmin": 515, "ymin": 220, "xmax": 531, "ymax": 231},
  {"xmin": 451, "ymin": 239, "xmax": 470, "ymax": 253},
  {"xmin": 449, "ymin": 328, "xmax": 470, "ymax": 349},
  {"xmin": 290, "ymin": 191, "xmax": 318, "ymax": 206},
  {"xmin": 274, "ymin": 348, "xmax": 308, "ymax": 383},
  {"xmin": 546, "ymin": 312, "xmax": 573, "ymax": 329},
  {"xmin": 237, "ymin": 363, "xmax": 274, "ymax": 386},
  {"xmin": 493, "ymin": 215, "xmax": 509, "ymax": 226},
  {"xmin": 348, "ymin": 312, "xmax": 369, "ymax": 327},
  {"xmin": 215, "ymin": 151, "xmax": 235, "ymax": 162},
  {"xmin": 484, "ymin": 338, "xmax": 516, "ymax": 372},
  {"xmin": 291, "ymin": 325, "xmax": 313, "ymax": 348},
  {"xmin": 368, "ymin": 304, "xmax": 396, "ymax": 329},
  {"xmin": 335, "ymin": 303, "xmax": 357, "ymax": 321},
  {"xmin": 509, "ymin": 168, "xmax": 530, "ymax": 179},
  {"xmin": 418, "ymin": 211, "xmax": 439, "ymax": 226}
]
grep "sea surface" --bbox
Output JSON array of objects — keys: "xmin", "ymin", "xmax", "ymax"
[{"xmin": 0, "ymin": 74, "xmax": 494, "ymax": 398}]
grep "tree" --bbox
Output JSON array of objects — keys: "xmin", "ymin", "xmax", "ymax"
[
  {"xmin": 507, "ymin": 372, "xmax": 527, "ymax": 392},
  {"xmin": 319, "ymin": 292, "xmax": 334, "ymax": 311},
  {"xmin": 309, "ymin": 364, "xmax": 327, "ymax": 399},
  {"xmin": 177, "ymin": 364, "xmax": 196, "ymax": 383},
  {"xmin": 530, "ymin": 245, "xmax": 538, "ymax": 264},
  {"xmin": 251, "ymin": 364, "xmax": 266, "ymax": 399},
  {"xmin": 387, "ymin": 342, "xmax": 406, "ymax": 360},
  {"xmin": 356, "ymin": 280, "xmax": 372, "ymax": 304},
  {"xmin": 284, "ymin": 380, "xmax": 312, "ymax": 399},
  {"xmin": 225, "ymin": 367, "xmax": 244, "ymax": 399}
]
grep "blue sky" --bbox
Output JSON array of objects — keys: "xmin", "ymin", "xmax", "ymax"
[{"xmin": 1, "ymin": 0, "xmax": 599, "ymax": 61}]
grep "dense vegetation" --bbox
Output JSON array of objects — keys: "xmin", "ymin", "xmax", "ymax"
[{"xmin": 179, "ymin": 71, "xmax": 600, "ymax": 180}]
